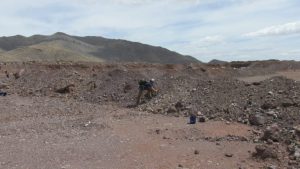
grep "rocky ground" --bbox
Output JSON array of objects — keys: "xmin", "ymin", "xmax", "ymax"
[{"xmin": 0, "ymin": 61, "xmax": 299, "ymax": 169}]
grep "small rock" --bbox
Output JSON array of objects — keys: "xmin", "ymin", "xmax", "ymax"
[
  {"xmin": 123, "ymin": 84, "xmax": 132, "ymax": 93},
  {"xmin": 13, "ymin": 69, "xmax": 25, "ymax": 79},
  {"xmin": 237, "ymin": 117, "xmax": 243, "ymax": 123},
  {"xmin": 55, "ymin": 84, "xmax": 75, "ymax": 94},
  {"xmin": 288, "ymin": 160, "xmax": 298, "ymax": 166},
  {"xmin": 267, "ymin": 165, "xmax": 277, "ymax": 169},
  {"xmin": 197, "ymin": 111, "xmax": 202, "ymax": 116},
  {"xmin": 294, "ymin": 147, "xmax": 300, "ymax": 159},
  {"xmin": 198, "ymin": 116, "xmax": 206, "ymax": 123},
  {"xmin": 0, "ymin": 83, "xmax": 9, "ymax": 89},
  {"xmin": 225, "ymin": 153, "xmax": 233, "ymax": 157},
  {"xmin": 261, "ymin": 103, "xmax": 276, "ymax": 110},
  {"xmin": 155, "ymin": 129, "xmax": 160, "ymax": 134},
  {"xmin": 84, "ymin": 121, "xmax": 91, "ymax": 127},
  {"xmin": 282, "ymin": 99, "xmax": 297, "ymax": 107},
  {"xmin": 267, "ymin": 139, "xmax": 273, "ymax": 145},
  {"xmin": 294, "ymin": 125, "xmax": 300, "ymax": 137},
  {"xmin": 252, "ymin": 82, "xmax": 261, "ymax": 86},
  {"xmin": 146, "ymin": 107, "xmax": 154, "ymax": 112},
  {"xmin": 178, "ymin": 164, "xmax": 183, "ymax": 168},
  {"xmin": 265, "ymin": 110, "xmax": 277, "ymax": 117},
  {"xmin": 243, "ymin": 119, "xmax": 249, "ymax": 124},
  {"xmin": 194, "ymin": 150, "xmax": 199, "ymax": 155}
]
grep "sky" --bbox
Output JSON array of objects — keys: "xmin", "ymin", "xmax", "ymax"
[{"xmin": 0, "ymin": 0, "xmax": 299, "ymax": 62}]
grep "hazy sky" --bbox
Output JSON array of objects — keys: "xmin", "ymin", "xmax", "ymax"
[{"xmin": 0, "ymin": 0, "xmax": 300, "ymax": 62}]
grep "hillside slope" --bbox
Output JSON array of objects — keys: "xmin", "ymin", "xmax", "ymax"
[{"xmin": 0, "ymin": 32, "xmax": 199, "ymax": 64}]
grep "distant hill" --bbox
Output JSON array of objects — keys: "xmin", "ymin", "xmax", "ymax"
[
  {"xmin": 0, "ymin": 32, "xmax": 199, "ymax": 64},
  {"xmin": 208, "ymin": 59, "xmax": 228, "ymax": 65}
]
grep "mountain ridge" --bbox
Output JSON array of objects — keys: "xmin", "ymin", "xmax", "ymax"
[{"xmin": 0, "ymin": 32, "xmax": 199, "ymax": 64}]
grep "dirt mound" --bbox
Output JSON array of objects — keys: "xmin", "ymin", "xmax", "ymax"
[{"xmin": 3, "ymin": 63, "xmax": 299, "ymax": 127}]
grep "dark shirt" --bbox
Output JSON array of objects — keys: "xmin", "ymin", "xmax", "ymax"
[{"xmin": 139, "ymin": 81, "xmax": 154, "ymax": 90}]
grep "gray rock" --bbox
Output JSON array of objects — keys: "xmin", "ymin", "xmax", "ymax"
[
  {"xmin": 237, "ymin": 117, "xmax": 243, "ymax": 122},
  {"xmin": 265, "ymin": 110, "xmax": 277, "ymax": 117},
  {"xmin": 167, "ymin": 106, "xmax": 177, "ymax": 114},
  {"xmin": 146, "ymin": 107, "xmax": 154, "ymax": 112},
  {"xmin": 294, "ymin": 125, "xmax": 300, "ymax": 137},
  {"xmin": 294, "ymin": 147, "xmax": 300, "ymax": 159},
  {"xmin": 267, "ymin": 165, "xmax": 277, "ymax": 169},
  {"xmin": 261, "ymin": 124, "xmax": 280, "ymax": 142},
  {"xmin": 278, "ymin": 90, "xmax": 284, "ymax": 94}
]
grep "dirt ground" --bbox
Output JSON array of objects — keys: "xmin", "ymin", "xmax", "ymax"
[
  {"xmin": 0, "ymin": 62, "xmax": 299, "ymax": 169},
  {"xmin": 0, "ymin": 95, "xmax": 269, "ymax": 169}
]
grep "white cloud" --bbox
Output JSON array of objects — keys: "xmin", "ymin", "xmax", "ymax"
[
  {"xmin": 200, "ymin": 36, "xmax": 224, "ymax": 43},
  {"xmin": 245, "ymin": 22, "xmax": 300, "ymax": 37}
]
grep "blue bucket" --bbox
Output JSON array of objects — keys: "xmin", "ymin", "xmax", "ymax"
[{"xmin": 189, "ymin": 115, "xmax": 197, "ymax": 124}]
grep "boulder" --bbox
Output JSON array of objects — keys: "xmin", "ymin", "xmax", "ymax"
[
  {"xmin": 253, "ymin": 144, "xmax": 278, "ymax": 159},
  {"xmin": 261, "ymin": 124, "xmax": 280, "ymax": 142},
  {"xmin": 167, "ymin": 106, "xmax": 178, "ymax": 114},
  {"xmin": 249, "ymin": 113, "xmax": 266, "ymax": 126}
]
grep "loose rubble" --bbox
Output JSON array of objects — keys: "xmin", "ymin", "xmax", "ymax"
[{"xmin": 0, "ymin": 62, "xmax": 299, "ymax": 168}]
